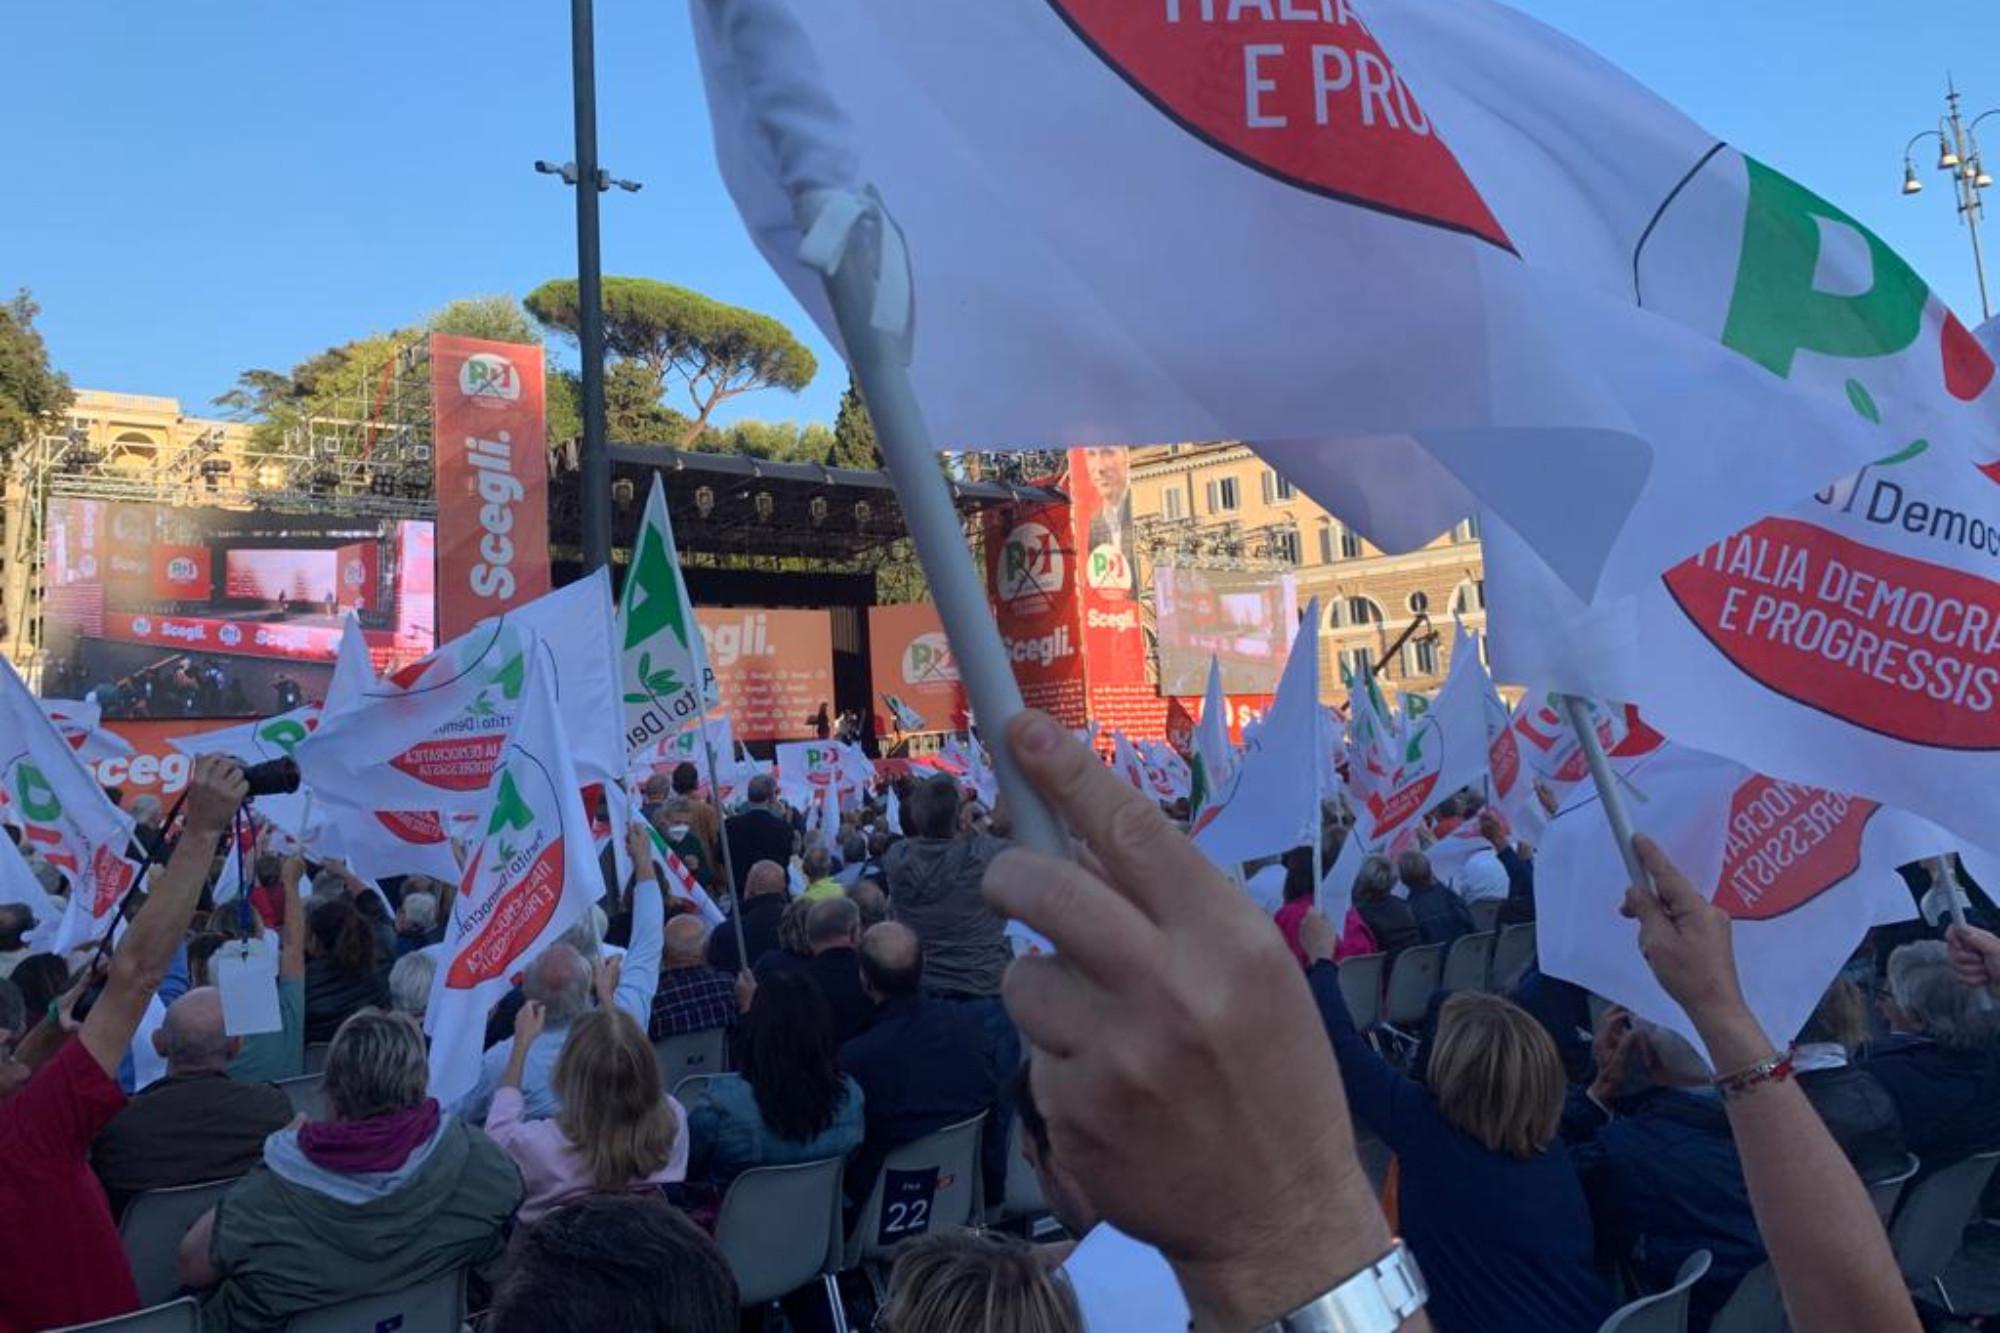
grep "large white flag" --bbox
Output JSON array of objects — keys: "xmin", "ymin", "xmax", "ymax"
[
  {"xmin": 1537, "ymin": 741, "xmax": 1936, "ymax": 1063},
  {"xmin": 1487, "ymin": 317, "xmax": 2000, "ymax": 856},
  {"xmin": 38, "ymin": 699, "xmax": 134, "ymax": 767},
  {"xmin": 426, "ymin": 658, "xmax": 605, "ymax": 1105},
  {"xmin": 0, "ymin": 833, "xmax": 61, "ymax": 950},
  {"xmin": 692, "ymin": 0, "xmax": 1997, "ymax": 603},
  {"xmin": 1193, "ymin": 599, "xmax": 1322, "ymax": 866},
  {"xmin": 1189, "ymin": 657, "xmax": 1234, "ymax": 819},
  {"xmin": 167, "ymin": 705, "xmax": 321, "ymax": 842},
  {"xmin": 1355, "ymin": 628, "xmax": 1490, "ymax": 851},
  {"xmin": 0, "ymin": 659, "xmax": 137, "ymax": 953},
  {"xmin": 619, "ymin": 474, "xmax": 721, "ymax": 756}
]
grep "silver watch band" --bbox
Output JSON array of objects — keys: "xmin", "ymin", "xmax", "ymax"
[{"xmin": 1256, "ymin": 1240, "xmax": 1427, "ymax": 1333}]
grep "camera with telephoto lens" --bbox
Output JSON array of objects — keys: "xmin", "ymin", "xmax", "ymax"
[{"xmin": 239, "ymin": 756, "xmax": 301, "ymax": 798}]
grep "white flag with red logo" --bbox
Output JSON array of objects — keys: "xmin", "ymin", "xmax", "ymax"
[
  {"xmin": 0, "ymin": 659, "xmax": 136, "ymax": 953},
  {"xmin": 1537, "ymin": 741, "xmax": 1936, "ymax": 1062},
  {"xmin": 692, "ymin": 0, "xmax": 1999, "ymax": 606},
  {"xmin": 167, "ymin": 705, "xmax": 322, "ymax": 842},
  {"xmin": 775, "ymin": 740, "xmax": 845, "ymax": 811},
  {"xmin": 38, "ymin": 699, "xmax": 134, "ymax": 767},
  {"xmin": 1355, "ymin": 631, "xmax": 1491, "ymax": 851},
  {"xmin": 426, "ymin": 657, "xmax": 605, "ymax": 1105},
  {"xmin": 1193, "ymin": 599, "xmax": 1324, "ymax": 867}
]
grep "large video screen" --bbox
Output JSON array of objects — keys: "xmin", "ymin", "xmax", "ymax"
[
  {"xmin": 1154, "ymin": 566, "xmax": 1301, "ymax": 696},
  {"xmin": 40, "ymin": 498, "xmax": 435, "ymax": 719}
]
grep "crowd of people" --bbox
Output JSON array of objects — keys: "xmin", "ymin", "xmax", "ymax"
[{"xmin": 2, "ymin": 716, "xmax": 1998, "ymax": 1332}]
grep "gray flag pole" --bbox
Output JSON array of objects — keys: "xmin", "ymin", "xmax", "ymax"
[
  {"xmin": 691, "ymin": 723, "xmax": 751, "ymax": 971},
  {"xmin": 812, "ymin": 205, "xmax": 1067, "ymax": 859},
  {"xmin": 1560, "ymin": 694, "xmax": 1649, "ymax": 890}
]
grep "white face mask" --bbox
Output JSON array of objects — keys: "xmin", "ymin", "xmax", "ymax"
[{"xmin": 666, "ymin": 824, "xmax": 690, "ymax": 842}]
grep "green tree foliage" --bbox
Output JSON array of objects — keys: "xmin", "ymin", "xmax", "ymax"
[
  {"xmin": 829, "ymin": 378, "xmax": 880, "ymax": 470},
  {"xmin": 426, "ymin": 295, "xmax": 541, "ymax": 345},
  {"xmin": 0, "ymin": 290, "xmax": 74, "ymax": 468},
  {"xmin": 524, "ymin": 276, "xmax": 816, "ymax": 445}
]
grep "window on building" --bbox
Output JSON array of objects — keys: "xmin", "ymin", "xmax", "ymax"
[
  {"xmin": 1340, "ymin": 525, "xmax": 1363, "ymax": 560},
  {"xmin": 1261, "ymin": 469, "xmax": 1294, "ymax": 503},
  {"xmin": 1406, "ymin": 636, "xmax": 1441, "ymax": 677},
  {"xmin": 1272, "ymin": 529, "xmax": 1301, "ymax": 564},
  {"xmin": 1340, "ymin": 647, "xmax": 1377, "ymax": 682},
  {"xmin": 1452, "ymin": 579, "xmax": 1485, "ymax": 615},
  {"xmin": 1163, "ymin": 486, "xmax": 1184, "ymax": 521},
  {"xmin": 1206, "ymin": 476, "xmax": 1241, "ymax": 513},
  {"xmin": 1407, "ymin": 590, "xmax": 1430, "ymax": 616}
]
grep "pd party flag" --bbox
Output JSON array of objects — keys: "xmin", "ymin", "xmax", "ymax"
[
  {"xmin": 426, "ymin": 657, "xmax": 604, "ymax": 1105},
  {"xmin": 0, "ymin": 658, "xmax": 136, "ymax": 954},
  {"xmin": 1193, "ymin": 599, "xmax": 1323, "ymax": 867},
  {"xmin": 1189, "ymin": 656, "xmax": 1234, "ymax": 819},
  {"xmin": 689, "ymin": 0, "xmax": 1995, "ymax": 607},
  {"xmin": 620, "ymin": 474, "xmax": 721, "ymax": 756},
  {"xmin": 38, "ymin": 699, "xmax": 134, "ymax": 767},
  {"xmin": 1536, "ymin": 740, "xmax": 1936, "ymax": 1064}
]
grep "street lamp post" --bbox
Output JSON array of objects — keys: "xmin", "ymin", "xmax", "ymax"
[
  {"xmin": 535, "ymin": 0, "xmax": 642, "ymax": 574},
  {"xmin": 1901, "ymin": 78, "xmax": 1999, "ymax": 321}
]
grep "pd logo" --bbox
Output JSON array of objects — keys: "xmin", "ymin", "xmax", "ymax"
[
  {"xmin": 1086, "ymin": 543, "xmax": 1132, "ymax": 594},
  {"xmin": 1043, "ymin": 0, "xmax": 1512, "ymax": 251},
  {"xmin": 902, "ymin": 632, "xmax": 959, "ymax": 687},
  {"xmin": 131, "ymin": 616, "xmax": 152, "ymax": 638},
  {"xmin": 164, "ymin": 556, "xmax": 199, "ymax": 585},
  {"xmin": 995, "ymin": 522, "xmax": 1066, "ymax": 618},
  {"xmin": 217, "ymin": 624, "xmax": 242, "ymax": 647},
  {"xmin": 459, "ymin": 353, "xmax": 521, "ymax": 406},
  {"xmin": 343, "ymin": 559, "xmax": 364, "ymax": 588},
  {"xmin": 1711, "ymin": 777, "xmax": 1875, "ymax": 921}
]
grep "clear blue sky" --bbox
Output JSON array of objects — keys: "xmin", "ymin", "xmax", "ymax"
[{"xmin": 8, "ymin": 1, "xmax": 2000, "ymax": 430}]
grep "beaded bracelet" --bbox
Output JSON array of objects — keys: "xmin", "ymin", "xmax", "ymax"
[{"xmin": 1713, "ymin": 1052, "xmax": 1794, "ymax": 1100}]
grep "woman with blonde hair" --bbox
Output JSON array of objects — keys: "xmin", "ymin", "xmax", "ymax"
[
  {"xmin": 485, "ymin": 999, "xmax": 689, "ymax": 1224},
  {"xmin": 1300, "ymin": 912, "xmax": 1611, "ymax": 1333},
  {"xmin": 878, "ymin": 1231, "xmax": 1082, "ymax": 1333}
]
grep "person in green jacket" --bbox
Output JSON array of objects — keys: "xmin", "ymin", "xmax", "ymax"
[{"xmin": 177, "ymin": 1008, "xmax": 523, "ymax": 1332}]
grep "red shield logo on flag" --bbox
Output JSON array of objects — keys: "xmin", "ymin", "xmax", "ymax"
[
  {"xmin": 1711, "ymin": 777, "xmax": 1874, "ymax": 921},
  {"xmin": 1044, "ymin": 0, "xmax": 1512, "ymax": 251}
]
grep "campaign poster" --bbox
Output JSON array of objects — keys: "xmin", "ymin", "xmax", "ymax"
[
  {"xmin": 695, "ymin": 607, "xmax": 835, "ymax": 742},
  {"xmin": 867, "ymin": 602, "xmax": 967, "ymax": 735}
]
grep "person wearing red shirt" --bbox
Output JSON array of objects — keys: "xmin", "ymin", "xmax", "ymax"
[{"xmin": 0, "ymin": 755, "xmax": 246, "ymax": 1333}]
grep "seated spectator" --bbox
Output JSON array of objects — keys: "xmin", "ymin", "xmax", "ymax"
[
  {"xmin": 851, "ymin": 878, "xmax": 889, "ymax": 929},
  {"xmin": 388, "ymin": 950, "xmax": 436, "ymax": 1024},
  {"xmin": 486, "ymin": 1000, "xmax": 689, "ymax": 1224},
  {"xmin": 1352, "ymin": 855, "xmax": 1420, "ymax": 957},
  {"xmin": 394, "ymin": 889, "xmax": 441, "ymax": 956},
  {"xmin": 688, "ymin": 970, "xmax": 864, "ymax": 1189},
  {"xmin": 488, "ymin": 1193, "xmax": 735, "ymax": 1333},
  {"xmin": 839, "ymin": 923, "xmax": 999, "ymax": 1209},
  {"xmin": 801, "ymin": 896, "xmax": 873, "ymax": 1044},
  {"xmin": 707, "ymin": 859, "xmax": 790, "ymax": 974},
  {"xmin": 302, "ymin": 897, "xmax": 389, "ymax": 1044},
  {"xmin": 754, "ymin": 895, "xmax": 817, "ymax": 979},
  {"xmin": 0, "ymin": 902, "xmax": 37, "ymax": 979},
  {"xmin": 651, "ymin": 916, "xmax": 740, "ymax": 1040},
  {"xmin": 1569, "ymin": 1019, "xmax": 1763, "ymax": 1327},
  {"xmin": 879, "ymin": 1230, "xmax": 1084, "ymax": 1333},
  {"xmin": 800, "ymin": 845, "xmax": 844, "ymax": 902},
  {"xmin": 1862, "ymin": 939, "xmax": 2000, "ymax": 1166},
  {"xmin": 92, "ymin": 987, "xmax": 294, "ymax": 1216},
  {"xmin": 1302, "ymin": 915, "xmax": 1612, "ymax": 1333},
  {"xmin": 1793, "ymin": 977, "xmax": 1906, "ymax": 1181},
  {"xmin": 1398, "ymin": 850, "xmax": 1472, "ymax": 948},
  {"xmin": 179, "ymin": 1008, "xmax": 522, "ymax": 1330}
]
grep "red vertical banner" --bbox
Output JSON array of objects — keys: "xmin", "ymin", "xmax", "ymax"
[
  {"xmin": 430, "ymin": 334, "xmax": 551, "ymax": 639},
  {"xmin": 334, "ymin": 541, "xmax": 379, "ymax": 613},
  {"xmin": 984, "ymin": 491, "xmax": 1088, "ymax": 727},
  {"xmin": 1069, "ymin": 447, "xmax": 1148, "ymax": 685}
]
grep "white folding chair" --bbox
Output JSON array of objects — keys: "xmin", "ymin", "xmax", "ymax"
[
  {"xmin": 1888, "ymin": 1148, "xmax": 2000, "ymax": 1314},
  {"xmin": 285, "ymin": 1268, "xmax": 466, "ymax": 1333},
  {"xmin": 50, "ymin": 1297, "xmax": 200, "ymax": 1332},
  {"xmin": 672, "ymin": 1072, "xmax": 723, "ymax": 1110},
  {"xmin": 1381, "ymin": 944, "xmax": 1445, "ymax": 1028},
  {"xmin": 654, "ymin": 1027, "xmax": 728, "ymax": 1088},
  {"xmin": 1597, "ymin": 1249, "xmax": 1712, "ymax": 1333},
  {"xmin": 842, "ymin": 1113, "xmax": 987, "ymax": 1271},
  {"xmin": 1440, "ymin": 931, "xmax": 1495, "ymax": 994},
  {"xmin": 274, "ymin": 1072, "xmax": 325, "ymax": 1122},
  {"xmin": 716, "ymin": 1156, "xmax": 847, "ymax": 1315},
  {"xmin": 1866, "ymin": 1152, "xmax": 1921, "ymax": 1224},
  {"xmin": 119, "ymin": 1177, "xmax": 241, "ymax": 1306},
  {"xmin": 1337, "ymin": 953, "xmax": 1386, "ymax": 1031},
  {"xmin": 1489, "ymin": 921, "xmax": 1537, "ymax": 990},
  {"xmin": 1466, "ymin": 899, "xmax": 1503, "ymax": 933}
]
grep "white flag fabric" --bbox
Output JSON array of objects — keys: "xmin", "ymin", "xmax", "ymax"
[
  {"xmin": 0, "ymin": 833, "xmax": 61, "ymax": 950},
  {"xmin": 1487, "ymin": 319, "xmax": 2000, "ymax": 855},
  {"xmin": 426, "ymin": 659, "xmax": 605, "ymax": 1105},
  {"xmin": 648, "ymin": 821, "xmax": 726, "ymax": 927},
  {"xmin": 690, "ymin": 0, "xmax": 1998, "ymax": 604},
  {"xmin": 1138, "ymin": 739, "xmax": 1192, "ymax": 804},
  {"xmin": 326, "ymin": 615, "xmax": 376, "ymax": 716},
  {"xmin": 965, "ymin": 730, "xmax": 1000, "ymax": 809},
  {"xmin": 39, "ymin": 699, "xmax": 134, "ymax": 767},
  {"xmin": 1190, "ymin": 657, "xmax": 1234, "ymax": 818},
  {"xmin": 775, "ymin": 740, "xmax": 845, "ymax": 810},
  {"xmin": 619, "ymin": 475, "xmax": 721, "ymax": 756},
  {"xmin": 1355, "ymin": 628, "xmax": 1490, "ymax": 851},
  {"xmin": 0, "ymin": 658, "xmax": 137, "ymax": 953},
  {"xmin": 1193, "ymin": 599, "xmax": 1322, "ymax": 866},
  {"xmin": 167, "ymin": 706, "xmax": 321, "ymax": 842},
  {"xmin": 1537, "ymin": 741, "xmax": 1935, "ymax": 1063}
]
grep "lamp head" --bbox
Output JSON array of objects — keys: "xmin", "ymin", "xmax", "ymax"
[{"xmin": 1903, "ymin": 161, "xmax": 1925, "ymax": 196}]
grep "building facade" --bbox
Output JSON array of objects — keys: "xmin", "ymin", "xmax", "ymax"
[
  {"xmin": 2, "ymin": 390, "xmax": 260, "ymax": 667},
  {"xmin": 1126, "ymin": 443, "xmax": 1487, "ymax": 702}
]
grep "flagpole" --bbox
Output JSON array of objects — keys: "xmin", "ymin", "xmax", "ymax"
[
  {"xmin": 813, "ymin": 201, "xmax": 1066, "ymax": 859},
  {"xmin": 1559, "ymin": 694, "xmax": 1648, "ymax": 889}
]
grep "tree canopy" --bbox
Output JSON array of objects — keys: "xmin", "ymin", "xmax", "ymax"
[
  {"xmin": 523, "ymin": 276, "xmax": 817, "ymax": 445},
  {"xmin": 829, "ymin": 378, "xmax": 880, "ymax": 470},
  {"xmin": 0, "ymin": 290, "xmax": 74, "ymax": 469}
]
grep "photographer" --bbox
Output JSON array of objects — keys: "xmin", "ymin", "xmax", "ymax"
[{"xmin": 0, "ymin": 755, "xmax": 248, "ymax": 1332}]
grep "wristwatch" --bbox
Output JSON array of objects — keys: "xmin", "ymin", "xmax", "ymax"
[{"xmin": 1256, "ymin": 1240, "xmax": 1427, "ymax": 1332}]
